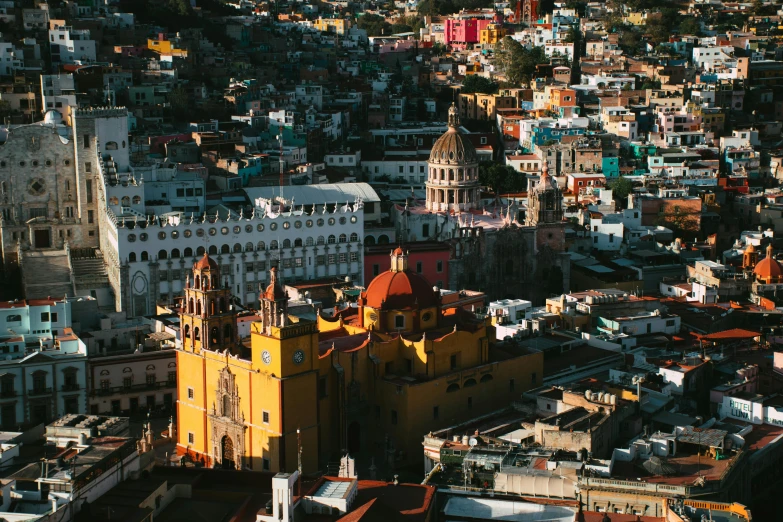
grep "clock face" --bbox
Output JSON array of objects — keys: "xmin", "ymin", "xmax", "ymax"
[
  {"xmin": 262, "ymin": 350, "xmax": 272, "ymax": 365},
  {"xmin": 293, "ymin": 350, "xmax": 305, "ymax": 364}
]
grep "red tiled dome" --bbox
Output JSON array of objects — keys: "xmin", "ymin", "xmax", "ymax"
[
  {"xmin": 754, "ymin": 253, "xmax": 782, "ymax": 280},
  {"xmin": 193, "ymin": 253, "xmax": 218, "ymax": 271},
  {"xmin": 262, "ymin": 267, "xmax": 287, "ymax": 301},
  {"xmin": 363, "ymin": 270, "xmax": 437, "ymax": 310}
]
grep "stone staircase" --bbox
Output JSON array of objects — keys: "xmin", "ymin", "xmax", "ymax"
[
  {"xmin": 22, "ymin": 250, "xmax": 75, "ymax": 299},
  {"xmin": 71, "ymin": 248, "xmax": 109, "ymax": 289}
]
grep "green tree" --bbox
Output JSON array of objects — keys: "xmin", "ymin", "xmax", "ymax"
[
  {"xmin": 479, "ymin": 163, "xmax": 527, "ymax": 194},
  {"xmin": 494, "ymin": 37, "xmax": 548, "ymax": 85},
  {"xmin": 563, "ymin": 26, "xmax": 581, "ymax": 44},
  {"xmin": 357, "ymin": 14, "xmax": 391, "ymax": 36},
  {"xmin": 461, "ymin": 75, "xmax": 499, "ymax": 94},
  {"xmin": 679, "ymin": 17, "xmax": 701, "ymax": 35},
  {"xmin": 608, "ymin": 176, "xmax": 634, "ymax": 202},
  {"xmin": 168, "ymin": 87, "xmax": 190, "ymax": 121}
]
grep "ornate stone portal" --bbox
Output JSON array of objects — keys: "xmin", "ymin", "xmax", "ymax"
[{"xmin": 208, "ymin": 366, "xmax": 246, "ymax": 469}]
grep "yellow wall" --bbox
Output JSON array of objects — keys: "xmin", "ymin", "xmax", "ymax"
[
  {"xmin": 147, "ymin": 39, "xmax": 188, "ymax": 57},
  {"xmin": 314, "ymin": 18, "xmax": 349, "ymax": 35},
  {"xmin": 179, "ymin": 276, "xmax": 542, "ymax": 470}
]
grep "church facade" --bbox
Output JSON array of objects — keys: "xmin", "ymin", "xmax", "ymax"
[
  {"xmin": 176, "ymin": 249, "xmax": 543, "ymax": 473},
  {"xmin": 394, "ymin": 105, "xmax": 570, "ymax": 304}
]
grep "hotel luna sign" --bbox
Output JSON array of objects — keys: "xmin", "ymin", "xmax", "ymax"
[{"xmin": 729, "ymin": 399, "xmax": 751, "ymax": 420}]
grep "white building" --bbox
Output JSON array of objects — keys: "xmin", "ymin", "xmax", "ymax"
[
  {"xmin": 0, "ymin": 297, "xmax": 88, "ymax": 428},
  {"xmin": 488, "ymin": 298, "xmax": 533, "ymax": 323},
  {"xmin": 324, "ymin": 150, "xmax": 361, "ymax": 169},
  {"xmin": 90, "ymin": 108, "xmax": 376, "ymax": 317},
  {"xmin": 295, "ymin": 84, "xmax": 324, "ymax": 110},
  {"xmin": 389, "ymin": 96, "xmax": 406, "ymax": 122},
  {"xmin": 41, "ymin": 73, "xmax": 76, "ymax": 122},
  {"xmin": 49, "ymin": 23, "xmax": 97, "ymax": 64},
  {"xmin": 589, "ymin": 214, "xmax": 623, "ymax": 251},
  {"xmin": 363, "ymin": 153, "xmax": 429, "ymax": 183},
  {"xmin": 692, "ymin": 46, "xmax": 735, "ymax": 71},
  {"xmin": 544, "ymin": 41, "xmax": 575, "ymax": 61},
  {"xmin": 0, "ymin": 42, "xmax": 23, "ymax": 76}
]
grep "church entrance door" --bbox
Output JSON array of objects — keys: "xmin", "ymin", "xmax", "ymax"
[
  {"xmin": 34, "ymin": 229, "xmax": 50, "ymax": 249},
  {"xmin": 221, "ymin": 435, "xmax": 235, "ymax": 469}
]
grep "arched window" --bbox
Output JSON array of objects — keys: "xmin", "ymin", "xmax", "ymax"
[
  {"xmin": 210, "ymin": 326, "xmax": 220, "ymax": 347},
  {"xmin": 171, "ymin": 248, "xmax": 181, "ymax": 259},
  {"xmin": 365, "ymin": 235, "xmax": 376, "ymax": 245},
  {"xmin": 245, "ymin": 242, "xmax": 254, "ymax": 251},
  {"xmin": 305, "ymin": 237, "xmax": 314, "ymax": 246},
  {"xmin": 121, "ymin": 196, "xmax": 130, "ymax": 206},
  {"xmin": 109, "ymin": 196, "xmax": 119, "ymax": 205},
  {"xmin": 196, "ymin": 300, "xmax": 201, "ymax": 316},
  {"xmin": 195, "ymin": 276, "xmax": 200, "ymax": 288},
  {"xmin": 184, "ymin": 324, "xmax": 190, "ymax": 338},
  {"xmin": 378, "ymin": 235, "xmax": 390, "ymax": 244},
  {"xmin": 196, "ymin": 246, "xmax": 205, "ymax": 256},
  {"xmin": 338, "ymin": 234, "xmax": 347, "ymax": 243},
  {"xmin": 270, "ymin": 240, "xmax": 278, "ymax": 250},
  {"xmin": 188, "ymin": 298, "xmax": 194, "ymax": 314},
  {"xmin": 224, "ymin": 324, "xmax": 232, "ymax": 343},
  {"xmin": 194, "ymin": 327, "xmax": 200, "ymax": 340},
  {"xmin": 219, "ymin": 298, "xmax": 226, "ymax": 313},
  {"xmin": 257, "ymin": 241, "xmax": 266, "ymax": 250},
  {"xmin": 328, "ymin": 235, "xmax": 336, "ymax": 244},
  {"xmin": 463, "ymin": 379, "xmax": 477, "ymax": 388},
  {"xmin": 140, "ymin": 251, "xmax": 148, "ymax": 261},
  {"xmin": 132, "ymin": 195, "xmax": 141, "ymax": 204},
  {"xmin": 208, "ymin": 245, "xmax": 217, "ymax": 255},
  {"xmin": 128, "ymin": 252, "xmax": 137, "ymax": 262},
  {"xmin": 210, "ymin": 299, "xmax": 216, "ymax": 315},
  {"xmin": 480, "ymin": 374, "xmax": 493, "ymax": 383},
  {"xmin": 158, "ymin": 249, "xmax": 168, "ymax": 260},
  {"xmin": 283, "ymin": 239, "xmax": 291, "ymax": 248},
  {"xmin": 233, "ymin": 243, "xmax": 242, "ymax": 253},
  {"xmin": 105, "ymin": 141, "xmax": 118, "ymax": 150},
  {"xmin": 221, "ymin": 244, "xmax": 230, "ymax": 254},
  {"xmin": 294, "ymin": 238, "xmax": 302, "ymax": 247},
  {"xmin": 446, "ymin": 383, "xmax": 460, "ymax": 393},
  {"xmin": 317, "ymin": 236, "xmax": 325, "ymax": 245},
  {"xmin": 350, "ymin": 233, "xmax": 358, "ymax": 242}
]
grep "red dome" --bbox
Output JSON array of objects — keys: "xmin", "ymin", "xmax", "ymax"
[
  {"xmin": 754, "ymin": 255, "xmax": 782, "ymax": 280},
  {"xmin": 262, "ymin": 267, "xmax": 287, "ymax": 301},
  {"xmin": 193, "ymin": 253, "xmax": 218, "ymax": 271},
  {"xmin": 363, "ymin": 270, "xmax": 438, "ymax": 310}
]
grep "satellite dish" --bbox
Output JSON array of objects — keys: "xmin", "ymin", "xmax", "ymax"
[{"xmin": 468, "ymin": 437, "xmax": 478, "ymax": 447}]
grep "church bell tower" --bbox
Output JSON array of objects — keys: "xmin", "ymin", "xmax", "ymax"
[{"xmin": 181, "ymin": 253, "xmax": 238, "ymax": 354}]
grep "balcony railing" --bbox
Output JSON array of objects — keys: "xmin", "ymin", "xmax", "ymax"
[
  {"xmin": 0, "ymin": 390, "xmax": 17, "ymax": 398},
  {"xmin": 28, "ymin": 387, "xmax": 52, "ymax": 396},
  {"xmin": 92, "ymin": 380, "xmax": 176, "ymax": 397},
  {"xmin": 61, "ymin": 384, "xmax": 81, "ymax": 392}
]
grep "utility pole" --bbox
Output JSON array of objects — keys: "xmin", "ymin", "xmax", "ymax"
[
  {"xmin": 297, "ymin": 427, "xmax": 302, "ymax": 498},
  {"xmin": 278, "ymin": 134, "xmax": 284, "ymax": 200}
]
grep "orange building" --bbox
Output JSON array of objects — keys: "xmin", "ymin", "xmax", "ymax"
[{"xmin": 176, "ymin": 250, "xmax": 542, "ymax": 473}]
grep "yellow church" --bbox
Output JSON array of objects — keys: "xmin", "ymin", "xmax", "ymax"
[{"xmin": 176, "ymin": 249, "xmax": 543, "ymax": 472}]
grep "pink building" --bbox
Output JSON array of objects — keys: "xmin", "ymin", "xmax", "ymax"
[
  {"xmin": 444, "ymin": 18, "xmax": 494, "ymax": 47},
  {"xmin": 364, "ymin": 242, "xmax": 451, "ymax": 290}
]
